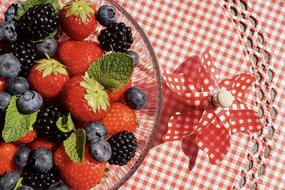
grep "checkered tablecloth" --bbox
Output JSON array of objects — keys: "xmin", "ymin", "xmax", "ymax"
[
  {"xmin": 116, "ymin": 0, "xmax": 285, "ymax": 189},
  {"xmin": 1, "ymin": 0, "xmax": 284, "ymax": 189}
]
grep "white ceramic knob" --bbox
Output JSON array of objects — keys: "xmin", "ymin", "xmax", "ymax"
[{"xmin": 213, "ymin": 90, "xmax": 234, "ymax": 107}]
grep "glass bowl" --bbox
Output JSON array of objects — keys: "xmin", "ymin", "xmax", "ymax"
[
  {"xmin": 0, "ymin": 0, "xmax": 162, "ymax": 189},
  {"xmin": 91, "ymin": 1, "xmax": 162, "ymax": 189}
]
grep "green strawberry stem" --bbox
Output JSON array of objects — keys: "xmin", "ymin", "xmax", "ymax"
[
  {"xmin": 80, "ymin": 73, "xmax": 110, "ymax": 112},
  {"xmin": 66, "ymin": 0, "xmax": 95, "ymax": 23},
  {"xmin": 36, "ymin": 57, "xmax": 68, "ymax": 78},
  {"xmin": 45, "ymin": 53, "xmax": 51, "ymax": 60}
]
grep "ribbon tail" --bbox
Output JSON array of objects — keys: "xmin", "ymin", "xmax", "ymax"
[
  {"xmin": 182, "ymin": 135, "xmax": 199, "ymax": 170},
  {"xmin": 182, "ymin": 92, "xmax": 214, "ymax": 108},
  {"xmin": 174, "ymin": 55, "xmax": 201, "ymax": 76},
  {"xmin": 163, "ymin": 110, "xmax": 204, "ymax": 141},
  {"xmin": 214, "ymin": 108, "xmax": 231, "ymax": 129},
  {"xmin": 230, "ymin": 109, "xmax": 263, "ymax": 134},
  {"xmin": 196, "ymin": 117, "xmax": 231, "ymax": 164},
  {"xmin": 221, "ymin": 73, "xmax": 255, "ymax": 99},
  {"xmin": 229, "ymin": 98, "xmax": 255, "ymax": 111}
]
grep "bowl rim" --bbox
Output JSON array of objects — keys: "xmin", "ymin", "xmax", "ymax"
[{"xmin": 106, "ymin": 0, "xmax": 162, "ymax": 189}]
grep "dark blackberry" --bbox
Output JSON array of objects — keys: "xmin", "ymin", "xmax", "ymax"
[
  {"xmin": 11, "ymin": 40, "xmax": 37, "ymax": 77},
  {"xmin": 108, "ymin": 130, "xmax": 137, "ymax": 166},
  {"xmin": 18, "ymin": 3, "xmax": 59, "ymax": 41},
  {"xmin": 22, "ymin": 164, "xmax": 60, "ymax": 190},
  {"xmin": 33, "ymin": 105, "xmax": 71, "ymax": 143},
  {"xmin": 98, "ymin": 22, "xmax": 133, "ymax": 52}
]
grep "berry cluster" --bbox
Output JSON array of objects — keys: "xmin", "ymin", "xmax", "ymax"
[
  {"xmin": 22, "ymin": 165, "xmax": 60, "ymax": 190},
  {"xmin": 34, "ymin": 105, "xmax": 71, "ymax": 143},
  {"xmin": 108, "ymin": 131, "xmax": 137, "ymax": 166},
  {"xmin": 11, "ymin": 40, "xmax": 37, "ymax": 77},
  {"xmin": 0, "ymin": 1, "xmax": 147, "ymax": 189},
  {"xmin": 18, "ymin": 4, "xmax": 59, "ymax": 41},
  {"xmin": 98, "ymin": 22, "xmax": 133, "ymax": 52}
]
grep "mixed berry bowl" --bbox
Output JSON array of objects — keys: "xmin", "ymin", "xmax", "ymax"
[{"xmin": 0, "ymin": 0, "xmax": 162, "ymax": 189}]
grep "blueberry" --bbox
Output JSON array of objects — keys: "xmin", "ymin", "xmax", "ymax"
[
  {"xmin": 0, "ymin": 53, "xmax": 20, "ymax": 78},
  {"xmin": 0, "ymin": 27, "xmax": 4, "ymax": 41},
  {"xmin": 0, "ymin": 22, "xmax": 17, "ymax": 42},
  {"xmin": 32, "ymin": 147, "xmax": 53, "ymax": 172},
  {"xmin": 17, "ymin": 90, "xmax": 43, "ymax": 114},
  {"xmin": 5, "ymin": 2, "xmax": 22, "ymax": 22},
  {"xmin": 36, "ymin": 38, "xmax": 58, "ymax": 56},
  {"xmin": 0, "ymin": 171, "xmax": 20, "ymax": 190},
  {"xmin": 127, "ymin": 50, "xmax": 139, "ymax": 65},
  {"xmin": 19, "ymin": 186, "xmax": 34, "ymax": 190},
  {"xmin": 89, "ymin": 140, "xmax": 112, "ymax": 163},
  {"xmin": 0, "ymin": 92, "xmax": 12, "ymax": 111},
  {"xmin": 124, "ymin": 87, "xmax": 147, "ymax": 110},
  {"xmin": 7, "ymin": 77, "xmax": 29, "ymax": 95},
  {"xmin": 96, "ymin": 5, "xmax": 116, "ymax": 27},
  {"xmin": 15, "ymin": 147, "xmax": 31, "ymax": 168},
  {"xmin": 86, "ymin": 122, "xmax": 107, "ymax": 142},
  {"xmin": 48, "ymin": 181, "xmax": 70, "ymax": 190}
]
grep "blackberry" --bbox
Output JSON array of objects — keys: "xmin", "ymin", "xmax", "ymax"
[
  {"xmin": 18, "ymin": 3, "xmax": 59, "ymax": 41},
  {"xmin": 22, "ymin": 164, "xmax": 60, "ymax": 190},
  {"xmin": 11, "ymin": 40, "xmax": 37, "ymax": 77},
  {"xmin": 98, "ymin": 22, "xmax": 133, "ymax": 52},
  {"xmin": 108, "ymin": 131, "xmax": 137, "ymax": 166},
  {"xmin": 33, "ymin": 105, "xmax": 71, "ymax": 143}
]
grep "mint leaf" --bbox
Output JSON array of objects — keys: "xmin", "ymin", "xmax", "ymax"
[
  {"xmin": 16, "ymin": 0, "xmax": 60, "ymax": 20},
  {"xmin": 56, "ymin": 113, "xmax": 75, "ymax": 133},
  {"xmin": 87, "ymin": 52, "xmax": 134, "ymax": 90},
  {"xmin": 13, "ymin": 177, "xmax": 23, "ymax": 190},
  {"xmin": 2, "ymin": 96, "xmax": 38, "ymax": 142},
  {"xmin": 63, "ymin": 129, "xmax": 86, "ymax": 163}
]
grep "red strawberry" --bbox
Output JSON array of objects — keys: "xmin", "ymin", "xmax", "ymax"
[
  {"xmin": 62, "ymin": 74, "xmax": 110, "ymax": 123},
  {"xmin": 54, "ymin": 145, "xmax": 105, "ymax": 189},
  {"xmin": 29, "ymin": 138, "xmax": 56, "ymax": 151},
  {"xmin": 58, "ymin": 40, "xmax": 103, "ymax": 76},
  {"xmin": 0, "ymin": 78, "xmax": 6, "ymax": 92},
  {"xmin": 108, "ymin": 79, "xmax": 132, "ymax": 102},
  {"xmin": 60, "ymin": 0, "xmax": 96, "ymax": 40},
  {"xmin": 0, "ymin": 143, "xmax": 18, "ymax": 175},
  {"xmin": 29, "ymin": 56, "xmax": 69, "ymax": 99},
  {"xmin": 102, "ymin": 103, "xmax": 137, "ymax": 135},
  {"xmin": 74, "ymin": 119, "xmax": 88, "ymax": 129},
  {"xmin": 15, "ymin": 130, "xmax": 36, "ymax": 144}
]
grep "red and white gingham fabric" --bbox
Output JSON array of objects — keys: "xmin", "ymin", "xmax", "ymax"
[
  {"xmin": 1, "ymin": 0, "xmax": 284, "ymax": 189},
  {"xmin": 162, "ymin": 49, "xmax": 262, "ymax": 164},
  {"xmin": 115, "ymin": 0, "xmax": 285, "ymax": 189}
]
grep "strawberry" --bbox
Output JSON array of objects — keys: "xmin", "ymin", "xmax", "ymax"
[
  {"xmin": 58, "ymin": 40, "xmax": 103, "ymax": 76},
  {"xmin": 0, "ymin": 143, "xmax": 18, "ymax": 175},
  {"xmin": 54, "ymin": 145, "xmax": 105, "ymax": 189},
  {"xmin": 62, "ymin": 74, "xmax": 110, "ymax": 123},
  {"xmin": 108, "ymin": 79, "xmax": 132, "ymax": 102},
  {"xmin": 28, "ymin": 56, "xmax": 69, "ymax": 99},
  {"xmin": 15, "ymin": 130, "xmax": 36, "ymax": 144},
  {"xmin": 74, "ymin": 119, "xmax": 88, "ymax": 129},
  {"xmin": 0, "ymin": 78, "xmax": 6, "ymax": 92},
  {"xmin": 60, "ymin": 0, "xmax": 96, "ymax": 40},
  {"xmin": 29, "ymin": 138, "xmax": 56, "ymax": 151},
  {"xmin": 102, "ymin": 103, "xmax": 137, "ymax": 135}
]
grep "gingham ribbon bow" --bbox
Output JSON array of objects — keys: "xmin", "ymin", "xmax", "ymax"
[{"xmin": 162, "ymin": 49, "xmax": 262, "ymax": 164}]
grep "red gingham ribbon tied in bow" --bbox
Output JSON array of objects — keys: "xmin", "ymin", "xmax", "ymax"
[{"xmin": 162, "ymin": 49, "xmax": 263, "ymax": 164}]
